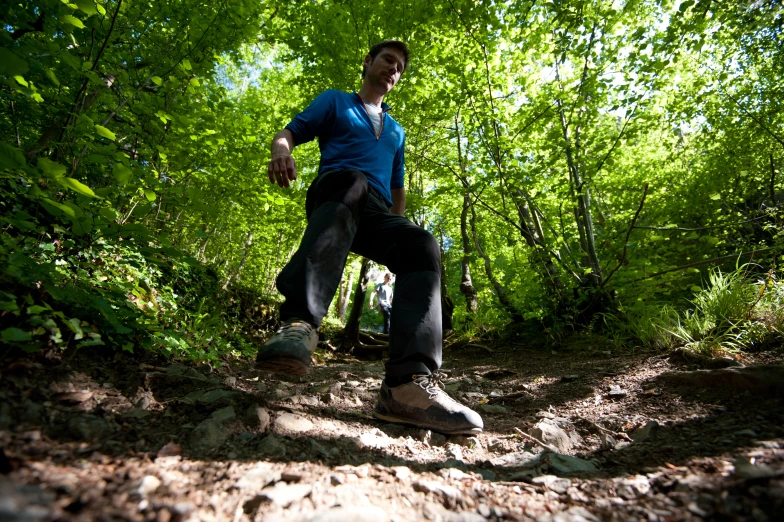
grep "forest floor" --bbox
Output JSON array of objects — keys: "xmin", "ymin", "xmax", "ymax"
[{"xmin": 1, "ymin": 334, "xmax": 783, "ymax": 522}]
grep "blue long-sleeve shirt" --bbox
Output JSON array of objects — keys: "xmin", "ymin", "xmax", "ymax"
[{"xmin": 285, "ymin": 89, "xmax": 405, "ymax": 206}]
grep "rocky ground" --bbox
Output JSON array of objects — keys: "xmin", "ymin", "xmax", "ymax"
[{"xmin": 1, "ymin": 338, "xmax": 783, "ymax": 521}]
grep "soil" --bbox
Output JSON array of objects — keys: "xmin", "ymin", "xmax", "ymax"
[{"xmin": 1, "ymin": 337, "xmax": 783, "ymax": 522}]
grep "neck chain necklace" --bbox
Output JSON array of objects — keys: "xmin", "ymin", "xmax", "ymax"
[{"xmin": 358, "ymin": 94, "xmax": 384, "ymax": 139}]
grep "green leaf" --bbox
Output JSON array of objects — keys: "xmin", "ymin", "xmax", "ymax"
[
  {"xmin": 38, "ymin": 158, "xmax": 67, "ymax": 178},
  {"xmin": 679, "ymin": 0, "xmax": 695, "ymax": 12},
  {"xmin": 56, "ymin": 177, "xmax": 98, "ymax": 198},
  {"xmin": 151, "ymin": 76, "xmax": 163, "ymax": 86},
  {"xmin": 44, "ymin": 68, "xmax": 60, "ymax": 86},
  {"xmin": 75, "ymin": 0, "xmax": 98, "ymax": 15},
  {"xmin": 12, "ymin": 75, "xmax": 28, "ymax": 87},
  {"xmin": 2, "ymin": 328, "xmax": 32, "ymax": 342},
  {"xmin": 41, "ymin": 198, "xmax": 76, "ymax": 218},
  {"xmin": 0, "ymin": 301, "xmax": 19, "ymax": 312},
  {"xmin": 63, "ymin": 201, "xmax": 84, "ymax": 218},
  {"xmin": 64, "ymin": 318, "xmax": 84, "ymax": 340},
  {"xmin": 0, "ymin": 143, "xmax": 27, "ymax": 169},
  {"xmin": 709, "ymin": 193, "xmax": 721, "ymax": 200},
  {"xmin": 60, "ymin": 50, "xmax": 81, "ymax": 70},
  {"xmin": 113, "ymin": 163, "xmax": 132, "ymax": 184},
  {"xmin": 144, "ymin": 189, "xmax": 157, "ymax": 201},
  {"xmin": 0, "ymin": 48, "xmax": 29, "ymax": 76},
  {"xmin": 72, "ymin": 216, "xmax": 93, "ymax": 235},
  {"xmin": 26, "ymin": 305, "xmax": 49, "ymax": 314},
  {"xmin": 182, "ymin": 59, "xmax": 192, "ymax": 71},
  {"xmin": 94, "ymin": 125, "xmax": 116, "ymax": 140},
  {"xmin": 61, "ymin": 14, "xmax": 86, "ymax": 29}
]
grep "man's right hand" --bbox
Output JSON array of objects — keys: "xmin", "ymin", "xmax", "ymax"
[{"xmin": 268, "ymin": 155, "xmax": 297, "ymax": 188}]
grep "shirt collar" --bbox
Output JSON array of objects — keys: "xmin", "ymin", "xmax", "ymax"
[{"xmin": 354, "ymin": 92, "xmax": 392, "ymax": 112}]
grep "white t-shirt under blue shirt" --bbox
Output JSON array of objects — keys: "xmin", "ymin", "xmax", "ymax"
[{"xmin": 284, "ymin": 90, "xmax": 406, "ymax": 207}]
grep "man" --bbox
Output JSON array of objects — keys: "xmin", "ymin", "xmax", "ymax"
[
  {"xmin": 369, "ymin": 272, "xmax": 394, "ymax": 334},
  {"xmin": 256, "ymin": 40, "xmax": 482, "ymax": 435}
]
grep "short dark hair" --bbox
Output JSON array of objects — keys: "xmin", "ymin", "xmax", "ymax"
[{"xmin": 362, "ymin": 40, "xmax": 410, "ymax": 78}]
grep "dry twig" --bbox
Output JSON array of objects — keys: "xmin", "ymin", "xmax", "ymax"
[{"xmin": 513, "ymin": 427, "xmax": 560, "ymax": 454}]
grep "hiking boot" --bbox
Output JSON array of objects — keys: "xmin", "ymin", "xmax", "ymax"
[
  {"xmin": 256, "ymin": 318, "xmax": 318, "ymax": 375},
  {"xmin": 374, "ymin": 372, "xmax": 483, "ymax": 435}
]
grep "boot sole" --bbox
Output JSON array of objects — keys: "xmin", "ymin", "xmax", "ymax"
[
  {"xmin": 256, "ymin": 357, "xmax": 310, "ymax": 376},
  {"xmin": 373, "ymin": 410, "xmax": 483, "ymax": 435}
]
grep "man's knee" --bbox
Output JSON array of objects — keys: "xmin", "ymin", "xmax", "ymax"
[
  {"xmin": 343, "ymin": 171, "xmax": 369, "ymax": 216},
  {"xmin": 397, "ymin": 230, "xmax": 440, "ymax": 273},
  {"xmin": 307, "ymin": 169, "xmax": 368, "ymax": 221}
]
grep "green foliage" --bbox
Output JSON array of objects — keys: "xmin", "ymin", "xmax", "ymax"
[
  {"xmin": 2, "ymin": 0, "xmax": 783, "ymax": 361},
  {"xmin": 605, "ymin": 266, "xmax": 784, "ymax": 357}
]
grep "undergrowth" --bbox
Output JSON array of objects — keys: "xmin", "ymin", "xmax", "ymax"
[
  {"xmin": 603, "ymin": 264, "xmax": 784, "ymax": 356},
  {"xmin": 0, "ymin": 180, "xmax": 276, "ymax": 362}
]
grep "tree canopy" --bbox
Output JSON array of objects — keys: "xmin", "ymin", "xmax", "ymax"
[{"xmin": 1, "ymin": 0, "xmax": 782, "ymax": 356}]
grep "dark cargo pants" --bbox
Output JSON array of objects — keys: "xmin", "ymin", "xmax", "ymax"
[{"xmin": 276, "ymin": 169, "xmax": 442, "ymax": 379}]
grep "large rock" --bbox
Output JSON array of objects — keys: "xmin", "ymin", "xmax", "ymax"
[
  {"xmin": 531, "ymin": 419, "xmax": 573, "ymax": 453},
  {"xmin": 258, "ymin": 435, "xmax": 287, "ymax": 457},
  {"xmin": 66, "ymin": 414, "xmax": 114, "ymax": 442},
  {"xmin": 491, "ymin": 451, "xmax": 543, "ymax": 468},
  {"xmin": 536, "ymin": 506, "xmax": 600, "ymax": 522},
  {"xmin": 632, "ymin": 420, "xmax": 659, "ymax": 443},
  {"xmin": 546, "ymin": 454, "xmax": 598, "ymax": 475},
  {"xmin": 655, "ymin": 365, "xmax": 784, "ymax": 396},
  {"xmin": 259, "ymin": 483, "xmax": 312, "ymax": 506},
  {"xmin": 274, "ymin": 413, "xmax": 313, "ymax": 435},
  {"xmin": 0, "ymin": 475, "xmax": 53, "ymax": 521},
  {"xmin": 181, "ymin": 389, "xmax": 236, "ymax": 405},
  {"xmin": 235, "ymin": 463, "xmax": 281, "ymax": 491},
  {"xmin": 245, "ymin": 406, "xmax": 271, "ymax": 432},
  {"xmin": 307, "ymin": 506, "xmax": 389, "ymax": 522},
  {"xmin": 356, "ymin": 430, "xmax": 392, "ymax": 449},
  {"xmin": 614, "ymin": 475, "xmax": 651, "ymax": 499},
  {"xmin": 190, "ymin": 406, "xmax": 235, "ymax": 451}
]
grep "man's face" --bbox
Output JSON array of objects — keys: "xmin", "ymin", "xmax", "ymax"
[
  {"xmin": 384, "ymin": 275, "xmax": 391, "ymax": 284},
  {"xmin": 364, "ymin": 48, "xmax": 406, "ymax": 94}
]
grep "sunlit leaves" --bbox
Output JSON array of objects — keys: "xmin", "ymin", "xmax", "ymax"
[
  {"xmin": 94, "ymin": 125, "xmax": 116, "ymax": 140},
  {"xmin": 56, "ymin": 177, "xmax": 99, "ymax": 198},
  {"xmin": 0, "ymin": 48, "xmax": 29, "ymax": 76},
  {"xmin": 61, "ymin": 14, "xmax": 86, "ymax": 29},
  {"xmin": 38, "ymin": 158, "xmax": 66, "ymax": 178}
]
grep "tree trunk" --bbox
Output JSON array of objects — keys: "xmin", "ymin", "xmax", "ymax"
[
  {"xmin": 438, "ymin": 229, "xmax": 454, "ymax": 332},
  {"xmin": 513, "ymin": 188, "xmax": 566, "ymax": 300},
  {"xmin": 337, "ymin": 271, "xmax": 353, "ymax": 321},
  {"xmin": 343, "ymin": 257, "xmax": 372, "ymax": 341},
  {"xmin": 555, "ymin": 54, "xmax": 603, "ymax": 287},
  {"xmin": 454, "ymin": 114, "xmax": 479, "ymax": 316},
  {"xmin": 459, "ymin": 192, "xmax": 479, "ymax": 314},
  {"xmin": 222, "ymin": 229, "xmax": 253, "ymax": 290},
  {"xmin": 470, "ymin": 206, "xmax": 524, "ymax": 324}
]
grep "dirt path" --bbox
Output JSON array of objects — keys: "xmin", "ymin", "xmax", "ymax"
[{"xmin": 1, "ymin": 341, "xmax": 782, "ymax": 521}]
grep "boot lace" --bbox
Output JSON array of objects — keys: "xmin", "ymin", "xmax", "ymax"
[
  {"xmin": 276, "ymin": 319, "xmax": 316, "ymax": 342},
  {"xmin": 412, "ymin": 372, "xmax": 457, "ymax": 402}
]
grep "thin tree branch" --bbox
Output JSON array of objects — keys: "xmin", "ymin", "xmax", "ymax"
[
  {"xmin": 602, "ymin": 184, "xmax": 648, "ymax": 288},
  {"xmin": 90, "ymin": 0, "xmax": 123, "ymax": 73},
  {"xmin": 634, "ymin": 215, "xmax": 769, "ymax": 231},
  {"xmin": 720, "ymin": 87, "xmax": 784, "ymax": 149},
  {"xmin": 409, "ymin": 151, "xmax": 524, "ymax": 235},
  {"xmin": 593, "ymin": 103, "xmax": 638, "ymax": 177},
  {"xmin": 626, "ymin": 248, "xmax": 776, "ymax": 283}
]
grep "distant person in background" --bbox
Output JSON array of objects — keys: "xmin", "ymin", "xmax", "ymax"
[{"xmin": 369, "ymin": 273, "xmax": 394, "ymax": 334}]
